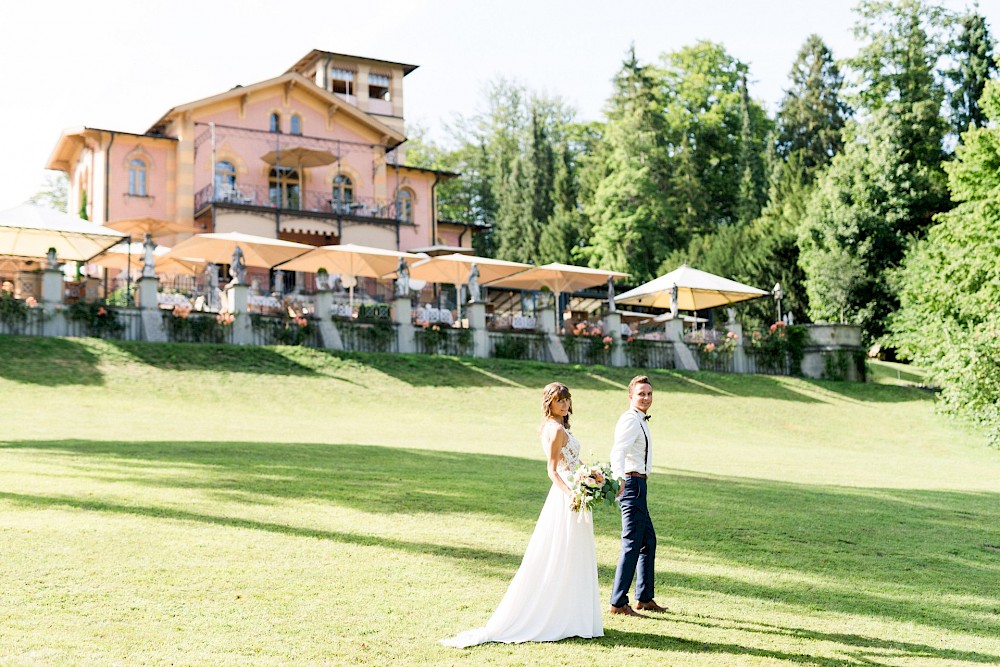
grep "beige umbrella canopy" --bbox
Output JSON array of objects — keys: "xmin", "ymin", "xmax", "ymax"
[
  {"xmin": 105, "ymin": 217, "xmax": 197, "ymax": 239},
  {"xmin": 0, "ymin": 203, "xmax": 126, "ymax": 262},
  {"xmin": 615, "ymin": 264, "xmax": 768, "ymax": 311},
  {"xmin": 486, "ymin": 262, "xmax": 629, "ymax": 294},
  {"xmin": 260, "ymin": 147, "xmax": 338, "ymax": 170},
  {"xmin": 407, "ymin": 253, "xmax": 531, "ymax": 285},
  {"xmin": 90, "ymin": 242, "xmax": 204, "ymax": 276},
  {"xmin": 162, "ymin": 232, "xmax": 311, "ymax": 269},
  {"xmin": 275, "ymin": 243, "xmax": 424, "ymax": 278}
]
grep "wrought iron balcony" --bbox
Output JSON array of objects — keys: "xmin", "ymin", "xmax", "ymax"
[{"xmin": 195, "ymin": 184, "xmax": 403, "ymax": 222}]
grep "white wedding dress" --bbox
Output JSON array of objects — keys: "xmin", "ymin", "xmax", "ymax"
[{"xmin": 441, "ymin": 430, "xmax": 603, "ymax": 647}]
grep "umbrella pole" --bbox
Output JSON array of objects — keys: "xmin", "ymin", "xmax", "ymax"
[{"xmin": 126, "ymin": 234, "xmax": 132, "ymax": 305}]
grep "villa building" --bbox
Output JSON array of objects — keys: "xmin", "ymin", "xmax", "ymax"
[{"xmin": 45, "ymin": 50, "xmax": 479, "ymax": 257}]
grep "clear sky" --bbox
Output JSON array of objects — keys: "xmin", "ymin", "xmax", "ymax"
[{"xmin": 2, "ymin": 0, "xmax": 996, "ymax": 211}]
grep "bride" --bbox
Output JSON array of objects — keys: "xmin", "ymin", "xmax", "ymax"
[{"xmin": 441, "ymin": 382, "xmax": 603, "ymax": 647}]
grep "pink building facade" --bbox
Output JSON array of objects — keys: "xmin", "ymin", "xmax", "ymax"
[{"xmin": 47, "ymin": 50, "xmax": 481, "ymax": 253}]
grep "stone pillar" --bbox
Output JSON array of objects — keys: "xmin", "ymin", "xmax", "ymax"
[
  {"xmin": 137, "ymin": 276, "xmax": 159, "ymax": 310},
  {"xmin": 665, "ymin": 318, "xmax": 699, "ymax": 371},
  {"xmin": 40, "ymin": 269, "xmax": 62, "ymax": 305},
  {"xmin": 226, "ymin": 283, "xmax": 252, "ymax": 345},
  {"xmin": 467, "ymin": 301, "xmax": 488, "ymax": 358},
  {"xmin": 725, "ymin": 321, "xmax": 746, "ymax": 373},
  {"xmin": 393, "ymin": 295, "xmax": 415, "ymax": 354},
  {"xmin": 40, "ymin": 268, "xmax": 67, "ymax": 337},
  {"xmin": 538, "ymin": 304, "xmax": 568, "ymax": 363},
  {"xmin": 137, "ymin": 276, "xmax": 167, "ymax": 342},
  {"xmin": 313, "ymin": 288, "xmax": 343, "ymax": 350},
  {"xmin": 603, "ymin": 311, "xmax": 626, "ymax": 367}
]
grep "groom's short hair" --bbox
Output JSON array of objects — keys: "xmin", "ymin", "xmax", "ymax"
[{"xmin": 628, "ymin": 375, "xmax": 652, "ymax": 395}]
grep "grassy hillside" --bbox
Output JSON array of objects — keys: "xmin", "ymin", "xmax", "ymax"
[{"xmin": 1, "ymin": 336, "xmax": 998, "ymax": 666}]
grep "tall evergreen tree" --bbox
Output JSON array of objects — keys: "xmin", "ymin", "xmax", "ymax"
[
  {"xmin": 659, "ymin": 41, "xmax": 771, "ymax": 235},
  {"xmin": 582, "ymin": 46, "xmax": 673, "ymax": 280},
  {"xmin": 946, "ymin": 9, "xmax": 997, "ymax": 135},
  {"xmin": 776, "ymin": 34, "xmax": 849, "ymax": 175}
]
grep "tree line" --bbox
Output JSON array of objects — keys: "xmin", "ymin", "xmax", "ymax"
[{"xmin": 409, "ymin": 0, "xmax": 1000, "ymax": 445}]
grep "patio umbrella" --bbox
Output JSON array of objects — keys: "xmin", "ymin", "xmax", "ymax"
[
  {"xmin": 105, "ymin": 216, "xmax": 197, "ymax": 239},
  {"xmin": 407, "ymin": 253, "xmax": 531, "ymax": 286},
  {"xmin": 162, "ymin": 232, "xmax": 311, "ymax": 269},
  {"xmin": 405, "ymin": 253, "xmax": 532, "ymax": 323},
  {"xmin": 260, "ymin": 147, "xmax": 338, "ymax": 170},
  {"xmin": 275, "ymin": 243, "xmax": 424, "ymax": 308},
  {"xmin": 615, "ymin": 264, "xmax": 768, "ymax": 312},
  {"xmin": 0, "ymin": 203, "xmax": 126, "ymax": 262},
  {"xmin": 91, "ymin": 242, "xmax": 204, "ymax": 276},
  {"xmin": 485, "ymin": 262, "xmax": 628, "ymax": 294}
]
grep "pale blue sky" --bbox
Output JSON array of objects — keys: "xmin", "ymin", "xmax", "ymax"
[{"xmin": 1, "ymin": 0, "xmax": 996, "ymax": 211}]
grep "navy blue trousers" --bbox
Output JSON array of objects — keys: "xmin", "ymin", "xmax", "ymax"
[{"xmin": 610, "ymin": 476, "xmax": 656, "ymax": 608}]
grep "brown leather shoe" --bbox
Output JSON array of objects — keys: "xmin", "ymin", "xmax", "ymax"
[
  {"xmin": 635, "ymin": 600, "xmax": 668, "ymax": 612},
  {"xmin": 609, "ymin": 604, "xmax": 645, "ymax": 617}
]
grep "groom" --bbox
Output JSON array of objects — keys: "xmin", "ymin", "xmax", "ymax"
[{"xmin": 609, "ymin": 375, "xmax": 667, "ymax": 616}]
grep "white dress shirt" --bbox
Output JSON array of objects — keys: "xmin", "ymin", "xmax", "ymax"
[{"xmin": 610, "ymin": 408, "xmax": 652, "ymax": 480}]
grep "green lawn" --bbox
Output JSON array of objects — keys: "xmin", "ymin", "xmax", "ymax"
[{"xmin": 1, "ymin": 336, "xmax": 998, "ymax": 666}]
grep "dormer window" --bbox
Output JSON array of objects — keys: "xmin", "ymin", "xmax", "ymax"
[
  {"xmin": 290, "ymin": 114, "xmax": 302, "ymax": 135},
  {"xmin": 330, "ymin": 68, "xmax": 354, "ymax": 96},
  {"xmin": 269, "ymin": 112, "xmax": 281, "ymax": 133},
  {"xmin": 368, "ymin": 73, "xmax": 390, "ymax": 101}
]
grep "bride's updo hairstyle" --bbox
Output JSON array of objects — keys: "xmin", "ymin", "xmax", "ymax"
[{"xmin": 541, "ymin": 382, "xmax": 572, "ymax": 430}]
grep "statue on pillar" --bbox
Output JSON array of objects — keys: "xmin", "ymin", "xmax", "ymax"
[
  {"xmin": 670, "ymin": 283, "xmax": 679, "ymax": 318},
  {"xmin": 467, "ymin": 263, "xmax": 481, "ymax": 303},
  {"xmin": 607, "ymin": 276, "xmax": 617, "ymax": 313},
  {"xmin": 205, "ymin": 262, "xmax": 220, "ymax": 311},
  {"xmin": 141, "ymin": 233, "xmax": 157, "ymax": 278},
  {"xmin": 229, "ymin": 246, "xmax": 246, "ymax": 285},
  {"xmin": 395, "ymin": 257, "xmax": 410, "ymax": 297},
  {"xmin": 273, "ymin": 269, "xmax": 285, "ymax": 295},
  {"xmin": 46, "ymin": 247, "xmax": 58, "ymax": 270}
]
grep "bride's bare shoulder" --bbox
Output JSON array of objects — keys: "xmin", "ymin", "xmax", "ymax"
[{"xmin": 540, "ymin": 420, "xmax": 568, "ymax": 444}]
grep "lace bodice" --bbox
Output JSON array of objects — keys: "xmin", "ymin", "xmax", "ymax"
[{"xmin": 542, "ymin": 427, "xmax": 581, "ymax": 477}]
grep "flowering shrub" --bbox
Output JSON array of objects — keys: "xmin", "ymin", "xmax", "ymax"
[
  {"xmin": 164, "ymin": 309, "xmax": 232, "ymax": 343},
  {"xmin": 560, "ymin": 321, "xmax": 615, "ymax": 363},
  {"xmin": 698, "ymin": 330, "xmax": 739, "ymax": 362},
  {"xmin": 66, "ymin": 301, "xmax": 124, "ymax": 338},
  {"xmin": 0, "ymin": 291, "xmax": 30, "ymax": 330},
  {"xmin": 749, "ymin": 321, "xmax": 807, "ymax": 375}
]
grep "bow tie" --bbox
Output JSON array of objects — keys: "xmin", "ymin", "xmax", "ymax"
[{"xmin": 641, "ymin": 414, "xmax": 650, "ymax": 421}]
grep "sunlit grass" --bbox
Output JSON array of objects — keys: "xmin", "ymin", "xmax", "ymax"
[{"xmin": 1, "ymin": 336, "xmax": 998, "ymax": 666}]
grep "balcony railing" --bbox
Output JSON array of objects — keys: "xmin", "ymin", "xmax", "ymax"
[{"xmin": 195, "ymin": 184, "xmax": 401, "ymax": 221}]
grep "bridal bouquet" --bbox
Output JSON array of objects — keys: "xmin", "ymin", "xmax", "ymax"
[{"xmin": 569, "ymin": 462, "xmax": 620, "ymax": 513}]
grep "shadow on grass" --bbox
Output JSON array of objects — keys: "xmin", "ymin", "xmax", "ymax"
[
  {"xmin": 107, "ymin": 341, "xmax": 319, "ymax": 376},
  {"xmin": 600, "ymin": 626, "xmax": 1000, "ymax": 666},
  {"xmin": 0, "ymin": 336, "xmax": 103, "ymax": 386},
  {"xmin": 3, "ymin": 439, "xmax": 999, "ymax": 644}
]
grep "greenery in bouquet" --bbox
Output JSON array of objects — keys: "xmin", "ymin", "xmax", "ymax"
[{"xmin": 569, "ymin": 462, "xmax": 620, "ymax": 513}]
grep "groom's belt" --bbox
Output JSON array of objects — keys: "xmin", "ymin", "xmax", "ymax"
[{"xmin": 625, "ymin": 471, "xmax": 648, "ymax": 478}]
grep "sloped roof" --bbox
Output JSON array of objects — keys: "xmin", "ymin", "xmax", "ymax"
[
  {"xmin": 287, "ymin": 49, "xmax": 419, "ymax": 77},
  {"xmin": 145, "ymin": 71, "xmax": 406, "ymax": 147}
]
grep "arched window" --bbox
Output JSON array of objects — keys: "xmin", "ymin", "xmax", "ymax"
[
  {"xmin": 290, "ymin": 114, "xmax": 302, "ymax": 135},
  {"xmin": 269, "ymin": 112, "xmax": 281, "ymax": 133},
  {"xmin": 128, "ymin": 158, "xmax": 148, "ymax": 196},
  {"xmin": 269, "ymin": 167, "xmax": 300, "ymax": 209},
  {"xmin": 397, "ymin": 188, "xmax": 413, "ymax": 223},
  {"xmin": 332, "ymin": 174, "xmax": 353, "ymax": 213}
]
